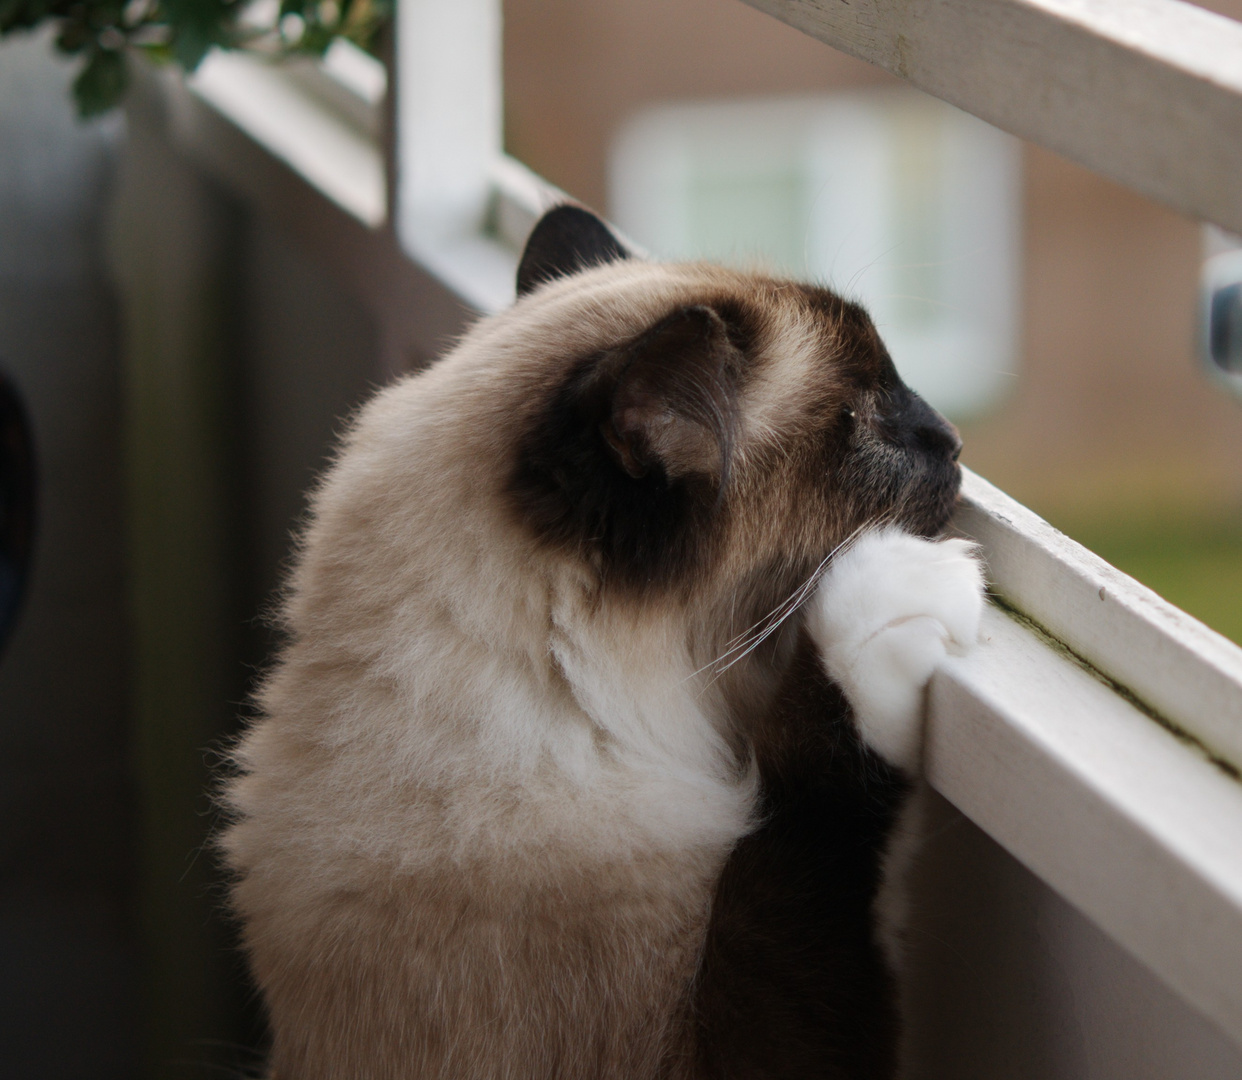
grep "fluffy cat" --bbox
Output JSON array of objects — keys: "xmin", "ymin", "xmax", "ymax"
[{"xmin": 221, "ymin": 205, "xmax": 984, "ymax": 1080}]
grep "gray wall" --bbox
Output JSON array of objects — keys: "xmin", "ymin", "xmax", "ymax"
[
  {"xmin": 0, "ymin": 30, "xmax": 136, "ymax": 1080},
  {"xmin": 110, "ymin": 70, "xmax": 388, "ymax": 1077},
  {"xmin": 0, "ymin": 33, "xmax": 385, "ymax": 1078}
]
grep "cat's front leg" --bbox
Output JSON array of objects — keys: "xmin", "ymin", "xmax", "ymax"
[{"xmin": 804, "ymin": 528, "xmax": 985, "ymax": 772}]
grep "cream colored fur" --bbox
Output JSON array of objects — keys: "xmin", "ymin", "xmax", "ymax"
[
  {"xmin": 222, "ymin": 259, "xmax": 983, "ymax": 1079},
  {"xmin": 226, "ymin": 263, "xmax": 764, "ymax": 1079}
]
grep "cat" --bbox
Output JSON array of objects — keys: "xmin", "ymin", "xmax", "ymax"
[{"xmin": 221, "ymin": 204, "xmax": 985, "ymax": 1080}]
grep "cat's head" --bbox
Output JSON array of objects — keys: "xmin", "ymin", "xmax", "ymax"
[{"xmin": 504, "ymin": 206, "xmax": 962, "ymax": 628}]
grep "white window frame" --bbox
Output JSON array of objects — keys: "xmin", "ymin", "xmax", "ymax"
[{"xmin": 149, "ymin": 0, "xmax": 1242, "ymax": 1049}]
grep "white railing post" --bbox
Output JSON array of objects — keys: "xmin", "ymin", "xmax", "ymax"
[{"xmin": 394, "ymin": 0, "xmax": 510, "ymax": 309}]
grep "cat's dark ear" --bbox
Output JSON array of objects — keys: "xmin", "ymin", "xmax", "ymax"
[
  {"xmin": 517, "ymin": 205, "xmax": 632, "ymax": 296},
  {"xmin": 597, "ymin": 305, "xmax": 740, "ymax": 486}
]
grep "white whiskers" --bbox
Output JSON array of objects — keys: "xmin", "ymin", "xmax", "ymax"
[{"xmin": 690, "ymin": 516, "xmax": 893, "ymax": 688}]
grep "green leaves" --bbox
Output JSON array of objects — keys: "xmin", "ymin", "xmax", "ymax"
[
  {"xmin": 161, "ymin": 0, "xmax": 233, "ymax": 69},
  {"xmin": 2, "ymin": 0, "xmax": 72, "ymax": 35},
  {"xmin": 73, "ymin": 44, "xmax": 128, "ymax": 115},
  {"xmin": 275, "ymin": 0, "xmax": 390, "ymax": 57},
  {"xmin": 1, "ymin": 0, "xmax": 390, "ymax": 116}
]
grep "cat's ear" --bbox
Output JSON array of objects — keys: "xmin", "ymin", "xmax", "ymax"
[
  {"xmin": 517, "ymin": 205, "xmax": 632, "ymax": 296},
  {"xmin": 598, "ymin": 305, "xmax": 740, "ymax": 486}
]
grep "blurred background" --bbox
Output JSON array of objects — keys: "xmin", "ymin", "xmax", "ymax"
[
  {"xmin": 504, "ymin": 0, "xmax": 1242, "ymax": 645},
  {"xmin": 2, "ymin": 0, "xmax": 1242, "ymax": 1076}
]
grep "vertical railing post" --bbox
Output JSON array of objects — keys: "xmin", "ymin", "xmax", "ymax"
[{"xmin": 395, "ymin": 0, "xmax": 503, "ymax": 260}]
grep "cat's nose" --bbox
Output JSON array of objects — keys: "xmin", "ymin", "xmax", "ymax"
[
  {"xmin": 935, "ymin": 421, "xmax": 963, "ymax": 462},
  {"xmin": 907, "ymin": 396, "xmax": 962, "ymax": 462}
]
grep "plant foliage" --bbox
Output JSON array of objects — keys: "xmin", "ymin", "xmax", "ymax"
[{"xmin": 0, "ymin": 0, "xmax": 390, "ymax": 116}]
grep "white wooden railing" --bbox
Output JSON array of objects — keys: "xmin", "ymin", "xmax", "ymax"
[
  {"xmin": 944, "ymin": 471, "xmax": 1242, "ymax": 1045},
  {"xmin": 744, "ymin": 0, "xmax": 1242, "ymax": 235},
  {"xmin": 120, "ymin": 0, "xmax": 1242, "ymax": 1069}
]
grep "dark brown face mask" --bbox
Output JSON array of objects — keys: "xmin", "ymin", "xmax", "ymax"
[{"xmin": 0, "ymin": 366, "xmax": 36, "ymax": 661}]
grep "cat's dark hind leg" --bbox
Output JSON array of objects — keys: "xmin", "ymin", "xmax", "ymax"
[{"xmin": 691, "ymin": 630, "xmax": 909, "ymax": 1080}]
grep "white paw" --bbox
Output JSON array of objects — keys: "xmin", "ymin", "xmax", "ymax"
[{"xmin": 804, "ymin": 528, "xmax": 985, "ymax": 772}]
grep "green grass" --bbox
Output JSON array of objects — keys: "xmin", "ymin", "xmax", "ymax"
[{"xmin": 1049, "ymin": 510, "xmax": 1242, "ymax": 646}]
